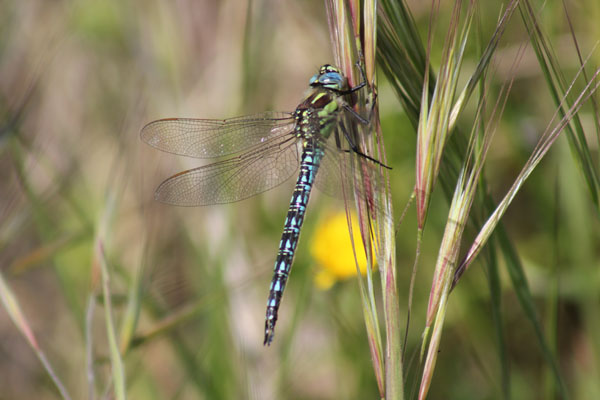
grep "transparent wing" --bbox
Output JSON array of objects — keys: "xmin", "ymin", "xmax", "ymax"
[
  {"xmin": 315, "ymin": 129, "xmax": 390, "ymax": 219},
  {"xmin": 314, "ymin": 127, "xmax": 360, "ymax": 198},
  {"xmin": 155, "ymin": 135, "xmax": 300, "ymax": 206},
  {"xmin": 314, "ymin": 142, "xmax": 346, "ymax": 198},
  {"xmin": 141, "ymin": 111, "xmax": 295, "ymax": 158}
]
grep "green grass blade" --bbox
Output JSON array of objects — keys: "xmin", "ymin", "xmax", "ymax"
[
  {"xmin": 97, "ymin": 242, "xmax": 127, "ymax": 400},
  {"xmin": 519, "ymin": 0, "xmax": 600, "ymax": 208}
]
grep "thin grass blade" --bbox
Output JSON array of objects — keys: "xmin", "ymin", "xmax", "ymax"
[
  {"xmin": 0, "ymin": 269, "xmax": 72, "ymax": 399},
  {"xmin": 97, "ymin": 241, "xmax": 127, "ymax": 400}
]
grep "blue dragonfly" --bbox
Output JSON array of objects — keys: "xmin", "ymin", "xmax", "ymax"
[{"xmin": 141, "ymin": 64, "xmax": 381, "ymax": 345}]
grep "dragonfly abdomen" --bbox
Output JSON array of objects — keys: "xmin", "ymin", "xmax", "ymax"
[{"xmin": 264, "ymin": 141, "xmax": 324, "ymax": 345}]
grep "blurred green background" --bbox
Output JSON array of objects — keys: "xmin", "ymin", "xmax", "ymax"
[{"xmin": 1, "ymin": 0, "xmax": 599, "ymax": 399}]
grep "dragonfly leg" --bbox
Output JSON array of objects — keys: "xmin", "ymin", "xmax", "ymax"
[
  {"xmin": 343, "ymin": 81, "xmax": 378, "ymax": 126},
  {"xmin": 337, "ymin": 60, "xmax": 369, "ymax": 95},
  {"xmin": 338, "ymin": 121, "xmax": 392, "ymax": 169},
  {"xmin": 343, "ymin": 103, "xmax": 369, "ymax": 124},
  {"xmin": 340, "ymin": 61, "xmax": 378, "ymax": 126}
]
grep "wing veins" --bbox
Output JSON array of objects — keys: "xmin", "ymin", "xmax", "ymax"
[
  {"xmin": 155, "ymin": 135, "xmax": 299, "ymax": 205},
  {"xmin": 141, "ymin": 112, "xmax": 295, "ymax": 158}
]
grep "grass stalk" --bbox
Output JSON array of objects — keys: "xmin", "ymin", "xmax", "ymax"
[
  {"xmin": 326, "ymin": 1, "xmax": 403, "ymax": 398},
  {"xmin": 0, "ymin": 270, "xmax": 72, "ymax": 400},
  {"xmin": 97, "ymin": 241, "xmax": 127, "ymax": 400}
]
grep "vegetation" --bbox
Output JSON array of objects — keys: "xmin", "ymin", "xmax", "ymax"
[{"xmin": 1, "ymin": 0, "xmax": 599, "ymax": 399}]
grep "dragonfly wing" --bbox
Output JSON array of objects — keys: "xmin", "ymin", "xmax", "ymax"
[
  {"xmin": 315, "ymin": 133, "xmax": 390, "ymax": 218},
  {"xmin": 313, "ymin": 142, "xmax": 346, "ymax": 198},
  {"xmin": 314, "ymin": 127, "xmax": 357, "ymax": 198},
  {"xmin": 155, "ymin": 136, "xmax": 300, "ymax": 206},
  {"xmin": 141, "ymin": 111, "xmax": 295, "ymax": 158}
]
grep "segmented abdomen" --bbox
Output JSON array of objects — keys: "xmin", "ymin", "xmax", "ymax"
[{"xmin": 264, "ymin": 140, "xmax": 324, "ymax": 345}]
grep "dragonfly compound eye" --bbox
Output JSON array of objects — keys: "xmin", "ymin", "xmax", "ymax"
[{"xmin": 309, "ymin": 67, "xmax": 346, "ymax": 91}]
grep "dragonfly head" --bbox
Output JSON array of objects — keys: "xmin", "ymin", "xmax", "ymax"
[{"xmin": 309, "ymin": 64, "xmax": 347, "ymax": 92}]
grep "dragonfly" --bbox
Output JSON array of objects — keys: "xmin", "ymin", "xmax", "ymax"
[{"xmin": 141, "ymin": 64, "xmax": 381, "ymax": 345}]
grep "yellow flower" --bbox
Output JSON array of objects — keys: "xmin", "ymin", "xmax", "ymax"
[{"xmin": 310, "ymin": 211, "xmax": 373, "ymax": 290}]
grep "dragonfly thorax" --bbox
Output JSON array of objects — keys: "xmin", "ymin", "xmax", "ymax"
[{"xmin": 293, "ymin": 91, "xmax": 340, "ymax": 141}]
